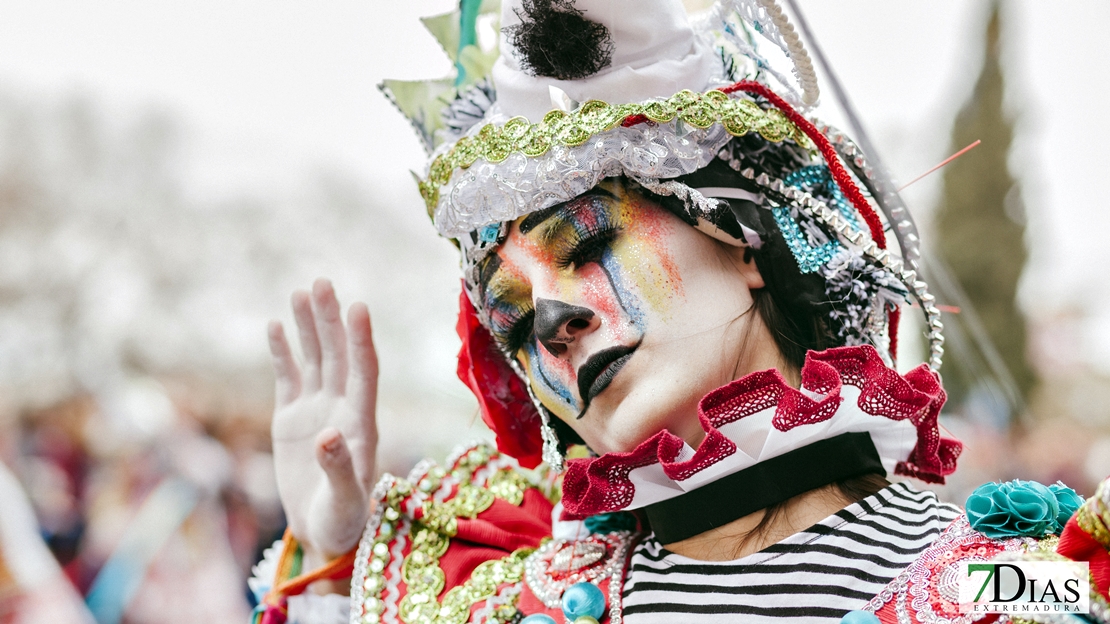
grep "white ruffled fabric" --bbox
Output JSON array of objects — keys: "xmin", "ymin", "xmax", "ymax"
[
  {"xmin": 246, "ymin": 538, "xmax": 283, "ymax": 606},
  {"xmin": 621, "ymin": 383, "xmax": 919, "ymax": 510},
  {"xmin": 436, "ymin": 113, "xmax": 735, "ymax": 239},
  {"xmin": 287, "ymin": 594, "xmax": 349, "ymax": 624}
]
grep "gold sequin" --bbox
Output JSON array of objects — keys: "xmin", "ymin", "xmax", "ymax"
[
  {"xmin": 1077, "ymin": 494, "xmax": 1110, "ymax": 550},
  {"xmin": 419, "ymin": 88, "xmax": 811, "ymax": 212},
  {"xmin": 488, "ymin": 469, "xmax": 531, "ymax": 506},
  {"xmin": 360, "ymin": 445, "xmax": 542, "ymax": 624},
  {"xmin": 436, "ymin": 548, "xmax": 533, "ymax": 624}
]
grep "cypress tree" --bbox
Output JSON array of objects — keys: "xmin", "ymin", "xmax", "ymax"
[{"xmin": 933, "ymin": 1, "xmax": 1036, "ymax": 407}]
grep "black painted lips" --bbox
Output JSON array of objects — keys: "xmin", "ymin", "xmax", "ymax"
[{"xmin": 576, "ymin": 343, "xmax": 638, "ymax": 419}]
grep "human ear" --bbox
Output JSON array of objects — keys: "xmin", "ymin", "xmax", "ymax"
[
  {"xmin": 707, "ymin": 226, "xmax": 766, "ymax": 291},
  {"xmin": 738, "ymin": 246, "xmax": 766, "ymax": 290}
]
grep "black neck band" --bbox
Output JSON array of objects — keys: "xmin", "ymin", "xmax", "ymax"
[{"xmin": 643, "ymin": 432, "xmax": 884, "ymax": 544}]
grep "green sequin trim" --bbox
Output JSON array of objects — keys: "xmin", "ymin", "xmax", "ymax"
[{"xmin": 419, "ymin": 88, "xmax": 811, "ymax": 218}]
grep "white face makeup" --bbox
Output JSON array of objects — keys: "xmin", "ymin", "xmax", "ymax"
[{"xmin": 479, "ymin": 179, "xmax": 772, "ymax": 455}]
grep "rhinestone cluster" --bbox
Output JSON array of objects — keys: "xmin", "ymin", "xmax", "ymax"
[
  {"xmin": 524, "ymin": 533, "xmax": 635, "ymax": 609},
  {"xmin": 771, "ymin": 205, "xmax": 841, "ymax": 273},
  {"xmin": 863, "ymin": 516, "xmax": 1037, "ymax": 624}
]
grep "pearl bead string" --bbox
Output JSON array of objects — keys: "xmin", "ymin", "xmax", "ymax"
[
  {"xmin": 727, "ymin": 0, "xmax": 821, "ymax": 109},
  {"xmin": 756, "ymin": 0, "xmax": 820, "ymax": 108},
  {"xmin": 508, "ymin": 356, "xmax": 567, "ymax": 473}
]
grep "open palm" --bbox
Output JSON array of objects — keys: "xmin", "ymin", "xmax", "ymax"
[{"xmin": 267, "ymin": 279, "xmax": 378, "ymax": 569}]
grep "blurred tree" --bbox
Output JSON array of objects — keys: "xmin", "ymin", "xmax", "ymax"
[{"xmin": 933, "ymin": 1, "xmax": 1036, "ymax": 408}]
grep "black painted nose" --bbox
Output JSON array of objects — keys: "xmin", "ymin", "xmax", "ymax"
[{"xmin": 534, "ymin": 298, "xmax": 595, "ymax": 356}]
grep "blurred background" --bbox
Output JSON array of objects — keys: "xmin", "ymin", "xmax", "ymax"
[{"xmin": 0, "ymin": 0, "xmax": 1106, "ymax": 621}]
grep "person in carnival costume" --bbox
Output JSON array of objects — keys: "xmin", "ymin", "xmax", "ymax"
[{"xmin": 251, "ymin": 1, "xmax": 1110, "ymax": 622}]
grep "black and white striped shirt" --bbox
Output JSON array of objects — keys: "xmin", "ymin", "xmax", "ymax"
[{"xmin": 621, "ymin": 482, "xmax": 962, "ymax": 623}]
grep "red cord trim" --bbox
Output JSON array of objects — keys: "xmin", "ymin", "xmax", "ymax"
[
  {"xmin": 619, "ymin": 81, "xmax": 900, "ymax": 351},
  {"xmin": 616, "ymin": 81, "xmax": 885, "ymax": 248},
  {"xmin": 721, "ymin": 80, "xmax": 886, "ymax": 250},
  {"xmin": 888, "ymin": 307, "xmax": 901, "ymax": 361}
]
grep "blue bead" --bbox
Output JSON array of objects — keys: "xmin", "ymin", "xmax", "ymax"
[
  {"xmin": 478, "ymin": 224, "xmax": 500, "ymax": 243},
  {"xmin": 840, "ymin": 610, "xmax": 881, "ymax": 624},
  {"xmin": 520, "ymin": 615, "xmax": 558, "ymax": 624},
  {"xmin": 561, "ymin": 582, "xmax": 606, "ymax": 621}
]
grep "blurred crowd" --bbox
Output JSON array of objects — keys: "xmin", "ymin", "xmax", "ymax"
[
  {"xmin": 0, "ymin": 382, "xmax": 282, "ymax": 623},
  {"xmin": 0, "ymin": 372, "xmax": 1106, "ymax": 623}
]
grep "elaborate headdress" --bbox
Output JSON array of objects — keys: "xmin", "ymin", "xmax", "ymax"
[{"xmin": 385, "ymin": 0, "xmax": 953, "ymax": 482}]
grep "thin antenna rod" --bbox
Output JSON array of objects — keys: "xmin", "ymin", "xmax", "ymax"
[{"xmin": 898, "ymin": 140, "xmax": 981, "ymax": 192}]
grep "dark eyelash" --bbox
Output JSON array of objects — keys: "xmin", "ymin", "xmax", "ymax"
[
  {"xmin": 554, "ymin": 225, "xmax": 618, "ymax": 269},
  {"xmin": 497, "ymin": 307, "xmax": 535, "ymax": 354}
]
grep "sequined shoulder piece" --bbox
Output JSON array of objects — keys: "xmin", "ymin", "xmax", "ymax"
[
  {"xmin": 351, "ymin": 441, "xmax": 558, "ymax": 624},
  {"xmin": 518, "ymin": 531, "xmax": 640, "ymax": 624},
  {"xmin": 863, "ymin": 515, "xmax": 1046, "ymax": 624}
]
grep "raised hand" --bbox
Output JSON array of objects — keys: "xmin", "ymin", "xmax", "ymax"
[{"xmin": 267, "ymin": 279, "xmax": 379, "ymax": 572}]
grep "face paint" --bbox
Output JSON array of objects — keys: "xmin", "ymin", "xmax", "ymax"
[
  {"xmin": 519, "ymin": 341, "xmax": 576, "ymax": 412},
  {"xmin": 480, "ymin": 178, "xmax": 766, "ymax": 455}
]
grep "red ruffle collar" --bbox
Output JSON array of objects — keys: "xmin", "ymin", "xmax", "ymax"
[{"xmin": 558, "ymin": 345, "xmax": 961, "ymax": 517}]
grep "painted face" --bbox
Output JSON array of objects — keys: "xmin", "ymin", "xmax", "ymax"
[{"xmin": 479, "ymin": 178, "xmax": 773, "ymax": 455}]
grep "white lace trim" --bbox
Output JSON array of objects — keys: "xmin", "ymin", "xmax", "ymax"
[{"xmin": 435, "ymin": 113, "xmax": 736, "ymax": 239}]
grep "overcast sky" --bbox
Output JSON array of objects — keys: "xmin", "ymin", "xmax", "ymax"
[{"xmin": 0, "ymin": 0, "xmax": 1107, "ymax": 374}]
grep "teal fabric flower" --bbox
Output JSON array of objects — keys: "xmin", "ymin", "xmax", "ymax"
[
  {"xmin": 1049, "ymin": 482, "xmax": 1084, "ymax": 530},
  {"xmin": 966, "ymin": 480, "xmax": 1083, "ymax": 538}
]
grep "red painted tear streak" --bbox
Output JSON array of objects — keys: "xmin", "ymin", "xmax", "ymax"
[
  {"xmin": 524, "ymin": 338, "xmax": 579, "ymax": 421},
  {"xmin": 559, "ymin": 344, "xmax": 960, "ymax": 518},
  {"xmin": 575, "ymin": 263, "xmax": 621, "ymax": 325}
]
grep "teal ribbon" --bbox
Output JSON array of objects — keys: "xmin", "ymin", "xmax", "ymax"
[{"xmin": 456, "ymin": 0, "xmax": 482, "ymax": 86}]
